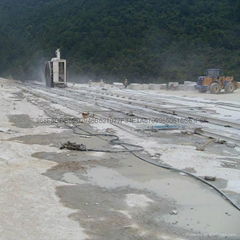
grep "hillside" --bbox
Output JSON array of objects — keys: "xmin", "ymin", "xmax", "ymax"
[{"xmin": 0, "ymin": 0, "xmax": 240, "ymax": 82}]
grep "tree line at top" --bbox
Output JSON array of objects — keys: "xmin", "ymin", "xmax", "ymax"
[{"xmin": 0, "ymin": 0, "xmax": 240, "ymax": 83}]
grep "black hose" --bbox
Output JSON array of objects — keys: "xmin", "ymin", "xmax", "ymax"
[
  {"xmin": 69, "ymin": 124, "xmax": 240, "ymax": 212},
  {"xmin": 28, "ymin": 85, "xmax": 239, "ymax": 212},
  {"xmin": 69, "ymin": 125, "xmax": 144, "ymax": 153},
  {"xmin": 130, "ymin": 150, "xmax": 240, "ymax": 211}
]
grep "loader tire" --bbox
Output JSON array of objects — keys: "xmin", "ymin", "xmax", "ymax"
[
  {"xmin": 224, "ymin": 82, "xmax": 235, "ymax": 93},
  {"xmin": 210, "ymin": 82, "xmax": 221, "ymax": 94}
]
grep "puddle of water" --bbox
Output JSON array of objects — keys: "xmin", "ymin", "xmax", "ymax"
[
  {"xmin": 85, "ymin": 165, "xmax": 240, "ymax": 236},
  {"xmin": 8, "ymin": 114, "xmax": 35, "ymax": 128},
  {"xmin": 125, "ymin": 193, "xmax": 154, "ymax": 208},
  {"xmin": 62, "ymin": 172, "xmax": 86, "ymax": 185}
]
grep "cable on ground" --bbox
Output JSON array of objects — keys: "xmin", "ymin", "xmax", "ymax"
[{"xmin": 65, "ymin": 123, "xmax": 240, "ymax": 212}]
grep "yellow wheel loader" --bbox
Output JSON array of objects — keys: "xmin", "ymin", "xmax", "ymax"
[{"xmin": 195, "ymin": 69, "xmax": 238, "ymax": 94}]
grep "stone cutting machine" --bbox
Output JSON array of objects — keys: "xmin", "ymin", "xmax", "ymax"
[{"xmin": 45, "ymin": 49, "xmax": 67, "ymax": 87}]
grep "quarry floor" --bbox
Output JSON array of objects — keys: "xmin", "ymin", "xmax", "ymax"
[{"xmin": 0, "ymin": 78, "xmax": 240, "ymax": 240}]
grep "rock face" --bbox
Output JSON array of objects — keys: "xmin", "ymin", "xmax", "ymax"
[
  {"xmin": 128, "ymin": 83, "xmax": 143, "ymax": 90},
  {"xmin": 183, "ymin": 81, "xmax": 196, "ymax": 91},
  {"xmin": 149, "ymin": 84, "xmax": 160, "ymax": 90},
  {"xmin": 113, "ymin": 82, "xmax": 124, "ymax": 89},
  {"xmin": 168, "ymin": 82, "xmax": 179, "ymax": 90},
  {"xmin": 128, "ymin": 83, "xmax": 167, "ymax": 90}
]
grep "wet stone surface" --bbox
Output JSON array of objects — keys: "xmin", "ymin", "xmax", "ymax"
[
  {"xmin": 5, "ymin": 122, "xmax": 234, "ymax": 240},
  {"xmin": 8, "ymin": 114, "xmax": 37, "ymax": 128},
  {"xmin": 8, "ymin": 88, "xmax": 239, "ymax": 240},
  {"xmin": 57, "ymin": 185, "xmax": 178, "ymax": 240}
]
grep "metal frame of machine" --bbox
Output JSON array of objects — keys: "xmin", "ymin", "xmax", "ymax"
[{"xmin": 45, "ymin": 49, "xmax": 67, "ymax": 88}]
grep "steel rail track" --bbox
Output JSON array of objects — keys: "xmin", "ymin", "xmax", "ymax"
[
  {"xmin": 21, "ymin": 83, "xmax": 240, "ymax": 146},
  {"xmin": 66, "ymin": 87, "xmax": 240, "ymax": 130}
]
